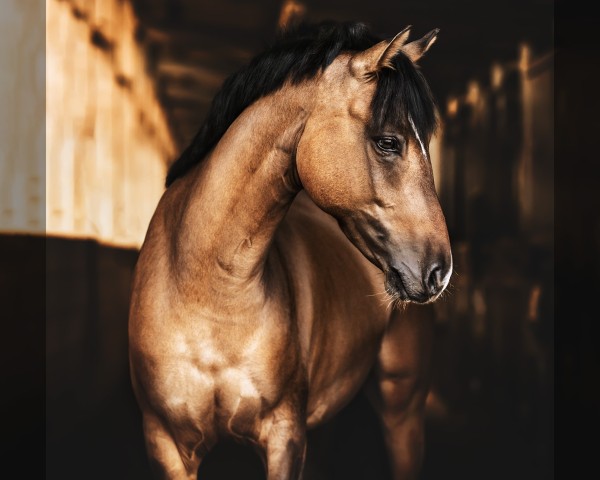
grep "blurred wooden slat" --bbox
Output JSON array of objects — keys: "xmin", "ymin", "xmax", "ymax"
[
  {"xmin": 517, "ymin": 47, "xmax": 553, "ymax": 238},
  {"xmin": 438, "ymin": 46, "xmax": 553, "ymax": 242}
]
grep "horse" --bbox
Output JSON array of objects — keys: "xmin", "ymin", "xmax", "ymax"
[{"xmin": 129, "ymin": 21, "xmax": 452, "ymax": 480}]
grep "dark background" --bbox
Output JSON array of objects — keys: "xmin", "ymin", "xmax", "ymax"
[
  {"xmin": 129, "ymin": 0, "xmax": 554, "ymax": 150},
  {"xmin": 5, "ymin": 0, "xmax": 592, "ymax": 478}
]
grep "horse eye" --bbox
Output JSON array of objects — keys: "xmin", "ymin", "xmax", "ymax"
[{"xmin": 374, "ymin": 136, "xmax": 401, "ymax": 153}]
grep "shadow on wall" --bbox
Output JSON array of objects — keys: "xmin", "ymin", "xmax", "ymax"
[{"xmin": 45, "ymin": 236, "xmax": 149, "ymax": 479}]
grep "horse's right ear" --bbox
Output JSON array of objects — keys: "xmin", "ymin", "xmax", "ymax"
[
  {"xmin": 402, "ymin": 28, "xmax": 439, "ymax": 63},
  {"xmin": 350, "ymin": 26, "xmax": 412, "ymax": 79}
]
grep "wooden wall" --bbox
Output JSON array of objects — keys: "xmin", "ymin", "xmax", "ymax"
[
  {"xmin": 0, "ymin": 0, "xmax": 45, "ymax": 234},
  {"xmin": 45, "ymin": 0, "xmax": 175, "ymax": 248}
]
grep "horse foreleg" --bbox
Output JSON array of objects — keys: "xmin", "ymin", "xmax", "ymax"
[
  {"xmin": 142, "ymin": 413, "xmax": 203, "ymax": 480},
  {"xmin": 259, "ymin": 408, "xmax": 307, "ymax": 480},
  {"xmin": 367, "ymin": 304, "xmax": 434, "ymax": 480}
]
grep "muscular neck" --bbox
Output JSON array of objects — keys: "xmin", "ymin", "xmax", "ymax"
[{"xmin": 172, "ymin": 84, "xmax": 313, "ymax": 291}]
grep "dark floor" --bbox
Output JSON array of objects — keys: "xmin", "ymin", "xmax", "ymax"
[{"xmin": 40, "ymin": 235, "xmax": 553, "ymax": 479}]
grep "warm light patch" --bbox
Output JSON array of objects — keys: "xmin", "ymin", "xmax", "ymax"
[
  {"xmin": 278, "ymin": 0, "xmax": 306, "ymax": 29},
  {"xmin": 44, "ymin": 0, "xmax": 176, "ymax": 248},
  {"xmin": 465, "ymin": 80, "xmax": 480, "ymax": 106},
  {"xmin": 519, "ymin": 43, "xmax": 531, "ymax": 73},
  {"xmin": 491, "ymin": 63, "xmax": 503, "ymax": 90},
  {"xmin": 446, "ymin": 97, "xmax": 458, "ymax": 118}
]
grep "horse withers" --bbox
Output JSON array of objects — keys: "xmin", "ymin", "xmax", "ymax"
[{"xmin": 129, "ymin": 22, "xmax": 452, "ymax": 480}]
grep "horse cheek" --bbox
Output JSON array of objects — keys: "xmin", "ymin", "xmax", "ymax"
[
  {"xmin": 297, "ymin": 133, "xmax": 355, "ymax": 216},
  {"xmin": 296, "ymin": 131, "xmax": 335, "ymax": 210}
]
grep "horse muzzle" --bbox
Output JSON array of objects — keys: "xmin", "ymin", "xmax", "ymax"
[{"xmin": 385, "ymin": 256, "xmax": 452, "ymax": 304}]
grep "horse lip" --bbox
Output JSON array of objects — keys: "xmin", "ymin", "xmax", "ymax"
[
  {"xmin": 385, "ymin": 266, "xmax": 436, "ymax": 304},
  {"xmin": 384, "ymin": 268, "xmax": 409, "ymax": 300},
  {"xmin": 406, "ymin": 291, "xmax": 435, "ymax": 304}
]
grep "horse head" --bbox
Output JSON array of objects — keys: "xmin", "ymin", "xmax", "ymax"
[{"xmin": 297, "ymin": 27, "xmax": 452, "ymax": 304}]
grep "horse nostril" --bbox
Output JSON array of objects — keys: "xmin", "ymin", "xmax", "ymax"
[{"xmin": 426, "ymin": 263, "xmax": 443, "ymax": 296}]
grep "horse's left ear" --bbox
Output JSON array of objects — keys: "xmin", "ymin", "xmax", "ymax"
[
  {"xmin": 350, "ymin": 26, "xmax": 412, "ymax": 78},
  {"xmin": 402, "ymin": 28, "xmax": 440, "ymax": 63}
]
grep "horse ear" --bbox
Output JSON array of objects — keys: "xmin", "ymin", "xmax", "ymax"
[
  {"xmin": 402, "ymin": 28, "xmax": 439, "ymax": 63},
  {"xmin": 376, "ymin": 26, "xmax": 412, "ymax": 69},
  {"xmin": 350, "ymin": 26, "xmax": 411, "ymax": 78}
]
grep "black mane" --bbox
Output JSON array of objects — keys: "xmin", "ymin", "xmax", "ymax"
[{"xmin": 166, "ymin": 21, "xmax": 438, "ymax": 187}]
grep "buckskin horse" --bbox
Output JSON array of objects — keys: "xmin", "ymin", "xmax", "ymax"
[{"xmin": 129, "ymin": 21, "xmax": 452, "ymax": 480}]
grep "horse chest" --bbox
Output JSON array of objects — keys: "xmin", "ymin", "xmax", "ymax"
[{"xmin": 153, "ymin": 317, "xmax": 297, "ymax": 441}]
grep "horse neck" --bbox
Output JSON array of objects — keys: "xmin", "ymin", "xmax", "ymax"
[{"xmin": 173, "ymin": 84, "xmax": 314, "ymax": 292}]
